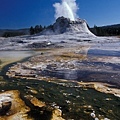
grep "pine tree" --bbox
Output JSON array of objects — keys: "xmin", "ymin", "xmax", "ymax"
[
  {"xmin": 30, "ymin": 26, "xmax": 35, "ymax": 35},
  {"xmin": 35, "ymin": 25, "xmax": 40, "ymax": 33}
]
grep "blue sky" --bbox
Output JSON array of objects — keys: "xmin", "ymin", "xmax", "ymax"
[{"xmin": 0, "ymin": 0, "xmax": 120, "ymax": 29}]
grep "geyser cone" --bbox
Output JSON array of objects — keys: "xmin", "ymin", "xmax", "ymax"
[{"xmin": 41, "ymin": 16, "xmax": 95, "ymax": 37}]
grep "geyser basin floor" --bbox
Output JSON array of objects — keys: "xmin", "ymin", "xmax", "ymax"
[
  {"xmin": 1, "ymin": 35, "xmax": 120, "ymax": 119},
  {"xmin": 6, "ymin": 45, "xmax": 120, "ymax": 87}
]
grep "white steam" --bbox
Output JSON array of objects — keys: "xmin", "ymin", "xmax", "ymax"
[{"xmin": 53, "ymin": 0, "xmax": 79, "ymax": 21}]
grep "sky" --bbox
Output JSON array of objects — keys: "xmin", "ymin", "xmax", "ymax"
[{"xmin": 0, "ymin": 0, "xmax": 120, "ymax": 29}]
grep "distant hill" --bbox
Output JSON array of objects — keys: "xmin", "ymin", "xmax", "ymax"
[
  {"xmin": 90, "ymin": 24, "xmax": 120, "ymax": 36},
  {"xmin": 99, "ymin": 24, "xmax": 120, "ymax": 29},
  {"xmin": 0, "ymin": 28, "xmax": 29, "ymax": 37}
]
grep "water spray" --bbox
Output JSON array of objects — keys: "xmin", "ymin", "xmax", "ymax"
[{"xmin": 53, "ymin": 0, "xmax": 79, "ymax": 21}]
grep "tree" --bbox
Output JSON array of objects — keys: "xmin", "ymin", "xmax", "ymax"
[
  {"xmin": 2, "ymin": 32, "xmax": 25, "ymax": 37},
  {"xmin": 34, "ymin": 25, "xmax": 40, "ymax": 34},
  {"xmin": 30, "ymin": 26, "xmax": 35, "ymax": 35},
  {"xmin": 39, "ymin": 25, "xmax": 43, "ymax": 32}
]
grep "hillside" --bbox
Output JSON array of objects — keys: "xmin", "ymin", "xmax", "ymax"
[
  {"xmin": 100, "ymin": 24, "xmax": 120, "ymax": 29},
  {"xmin": 0, "ymin": 28, "xmax": 29, "ymax": 37},
  {"xmin": 90, "ymin": 24, "xmax": 120, "ymax": 36}
]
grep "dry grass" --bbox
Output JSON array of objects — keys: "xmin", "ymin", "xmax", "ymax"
[{"xmin": 54, "ymin": 52, "xmax": 87, "ymax": 61}]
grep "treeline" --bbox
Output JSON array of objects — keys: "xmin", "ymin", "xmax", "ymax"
[
  {"xmin": 2, "ymin": 23, "xmax": 120, "ymax": 37},
  {"xmin": 90, "ymin": 25, "xmax": 120, "ymax": 36},
  {"xmin": 30, "ymin": 25, "xmax": 46, "ymax": 35},
  {"xmin": 1, "ymin": 25, "xmax": 46, "ymax": 37},
  {"xmin": 2, "ymin": 32, "xmax": 26, "ymax": 37}
]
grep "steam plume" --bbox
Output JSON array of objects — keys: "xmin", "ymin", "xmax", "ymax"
[{"xmin": 53, "ymin": 0, "xmax": 79, "ymax": 21}]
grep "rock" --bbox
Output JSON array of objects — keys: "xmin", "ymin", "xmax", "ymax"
[
  {"xmin": 29, "ymin": 89, "xmax": 38, "ymax": 94},
  {"xmin": 51, "ymin": 109, "xmax": 65, "ymax": 120},
  {"xmin": 0, "ymin": 90, "xmax": 30, "ymax": 120},
  {"xmin": 31, "ymin": 98, "xmax": 45, "ymax": 107},
  {"xmin": 95, "ymin": 118, "xmax": 99, "ymax": 120},
  {"xmin": 104, "ymin": 118, "xmax": 110, "ymax": 120},
  {"xmin": 90, "ymin": 112, "xmax": 96, "ymax": 118},
  {"xmin": 0, "ymin": 101, "xmax": 12, "ymax": 115},
  {"xmin": 0, "ymin": 94, "xmax": 12, "ymax": 115},
  {"xmin": 27, "ymin": 41, "xmax": 54, "ymax": 49},
  {"xmin": 25, "ymin": 95, "xmax": 64, "ymax": 120},
  {"xmin": 53, "ymin": 109, "xmax": 62, "ymax": 117}
]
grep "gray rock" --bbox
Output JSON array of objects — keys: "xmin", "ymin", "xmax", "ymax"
[{"xmin": 0, "ymin": 101, "xmax": 12, "ymax": 115}]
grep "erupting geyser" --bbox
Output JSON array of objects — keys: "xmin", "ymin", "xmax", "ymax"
[
  {"xmin": 53, "ymin": 0, "xmax": 79, "ymax": 21},
  {"xmin": 41, "ymin": 0, "xmax": 95, "ymax": 36}
]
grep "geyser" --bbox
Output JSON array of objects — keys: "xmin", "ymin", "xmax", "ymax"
[
  {"xmin": 53, "ymin": 0, "xmax": 79, "ymax": 21},
  {"xmin": 62, "ymin": 1, "xmax": 75, "ymax": 21}
]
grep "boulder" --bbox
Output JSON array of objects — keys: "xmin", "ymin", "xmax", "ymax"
[
  {"xmin": 0, "ymin": 101, "xmax": 12, "ymax": 115},
  {"xmin": 0, "ymin": 94, "xmax": 12, "ymax": 115}
]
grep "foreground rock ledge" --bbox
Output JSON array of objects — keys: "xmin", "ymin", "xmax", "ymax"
[
  {"xmin": 0, "ymin": 91, "xmax": 65, "ymax": 120},
  {"xmin": 0, "ymin": 90, "xmax": 30, "ymax": 120}
]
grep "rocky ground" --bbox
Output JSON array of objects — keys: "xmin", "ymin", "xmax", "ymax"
[
  {"xmin": 0, "ymin": 90, "xmax": 65, "ymax": 120},
  {"xmin": 0, "ymin": 90, "xmax": 30, "ymax": 120},
  {"xmin": 6, "ymin": 43, "xmax": 120, "ymax": 97},
  {"xmin": 0, "ymin": 19, "xmax": 120, "ymax": 119}
]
